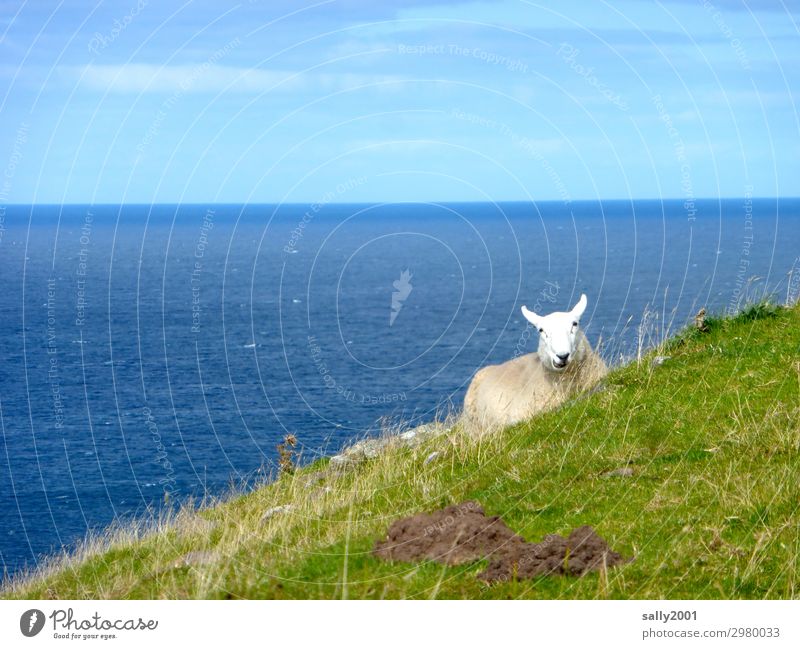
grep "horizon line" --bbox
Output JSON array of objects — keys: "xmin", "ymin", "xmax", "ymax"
[{"xmin": 4, "ymin": 196, "xmax": 798, "ymax": 208}]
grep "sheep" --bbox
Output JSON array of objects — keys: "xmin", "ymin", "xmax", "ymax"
[{"xmin": 462, "ymin": 294, "xmax": 607, "ymax": 436}]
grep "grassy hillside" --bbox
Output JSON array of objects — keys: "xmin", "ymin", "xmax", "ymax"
[{"xmin": 4, "ymin": 302, "xmax": 799, "ymax": 599}]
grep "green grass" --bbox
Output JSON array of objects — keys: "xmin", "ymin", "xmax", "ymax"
[{"xmin": 4, "ymin": 302, "xmax": 799, "ymax": 599}]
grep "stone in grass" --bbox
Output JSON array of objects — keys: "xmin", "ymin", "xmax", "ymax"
[
  {"xmin": 651, "ymin": 355, "xmax": 671, "ymax": 367},
  {"xmin": 602, "ymin": 467, "xmax": 634, "ymax": 478},
  {"xmin": 329, "ymin": 454, "xmax": 356, "ymax": 471},
  {"xmin": 347, "ymin": 438, "xmax": 388, "ymax": 460},
  {"xmin": 330, "ymin": 438, "xmax": 389, "ymax": 472},
  {"xmin": 399, "ymin": 423, "xmax": 441, "ymax": 446},
  {"xmin": 261, "ymin": 504, "xmax": 294, "ymax": 522},
  {"xmin": 328, "ymin": 423, "xmax": 448, "ymax": 472},
  {"xmin": 423, "ymin": 451, "xmax": 442, "ymax": 465}
]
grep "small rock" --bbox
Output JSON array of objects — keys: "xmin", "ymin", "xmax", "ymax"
[
  {"xmin": 329, "ymin": 454, "xmax": 356, "ymax": 471},
  {"xmin": 414, "ymin": 422, "xmax": 441, "ymax": 439},
  {"xmin": 344, "ymin": 441, "xmax": 366, "ymax": 457},
  {"xmin": 651, "ymin": 355, "xmax": 671, "ymax": 367},
  {"xmin": 261, "ymin": 504, "xmax": 293, "ymax": 521},
  {"xmin": 359, "ymin": 439, "xmax": 387, "ymax": 459},
  {"xmin": 399, "ymin": 422, "xmax": 443, "ymax": 447},
  {"xmin": 602, "ymin": 467, "xmax": 634, "ymax": 478},
  {"xmin": 344, "ymin": 438, "xmax": 388, "ymax": 461},
  {"xmin": 325, "ymin": 424, "xmax": 448, "ymax": 473},
  {"xmin": 423, "ymin": 451, "xmax": 442, "ymax": 465}
]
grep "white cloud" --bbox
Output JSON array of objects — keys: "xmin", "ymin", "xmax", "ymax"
[
  {"xmin": 347, "ymin": 138, "xmax": 444, "ymax": 153},
  {"xmin": 66, "ymin": 63, "xmax": 402, "ymax": 94}
]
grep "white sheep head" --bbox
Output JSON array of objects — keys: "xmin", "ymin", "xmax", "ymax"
[{"xmin": 521, "ymin": 294, "xmax": 588, "ymax": 372}]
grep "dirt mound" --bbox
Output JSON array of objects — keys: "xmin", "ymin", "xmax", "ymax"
[
  {"xmin": 373, "ymin": 501, "xmax": 526, "ymax": 566},
  {"xmin": 478, "ymin": 524, "xmax": 629, "ymax": 583},
  {"xmin": 373, "ymin": 501, "xmax": 629, "ymax": 583}
]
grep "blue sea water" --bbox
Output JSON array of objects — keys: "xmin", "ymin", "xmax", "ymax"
[{"xmin": 0, "ymin": 199, "xmax": 798, "ymax": 577}]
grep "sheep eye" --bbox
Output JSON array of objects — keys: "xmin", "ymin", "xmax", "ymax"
[
  {"xmin": 538, "ymin": 328, "xmax": 544, "ymax": 334},
  {"xmin": 572, "ymin": 321, "xmax": 578, "ymax": 327}
]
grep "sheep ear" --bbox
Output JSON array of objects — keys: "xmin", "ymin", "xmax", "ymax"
[
  {"xmin": 570, "ymin": 294, "xmax": 587, "ymax": 320},
  {"xmin": 521, "ymin": 305, "xmax": 542, "ymax": 329}
]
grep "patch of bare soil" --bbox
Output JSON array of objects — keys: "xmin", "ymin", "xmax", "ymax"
[{"xmin": 373, "ymin": 501, "xmax": 629, "ymax": 583}]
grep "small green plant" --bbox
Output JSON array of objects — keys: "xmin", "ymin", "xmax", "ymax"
[{"xmin": 731, "ymin": 300, "xmax": 781, "ymax": 324}]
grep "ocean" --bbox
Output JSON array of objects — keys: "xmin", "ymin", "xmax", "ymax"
[{"xmin": 1, "ymin": 199, "xmax": 798, "ymax": 577}]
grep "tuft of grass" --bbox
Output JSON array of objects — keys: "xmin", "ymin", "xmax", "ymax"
[
  {"xmin": 661, "ymin": 298, "xmax": 779, "ymax": 354},
  {"xmin": 2, "ymin": 302, "xmax": 799, "ymax": 600},
  {"xmin": 731, "ymin": 300, "xmax": 781, "ymax": 324}
]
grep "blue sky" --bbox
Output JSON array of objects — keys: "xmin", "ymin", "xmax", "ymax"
[{"xmin": 0, "ymin": 0, "xmax": 797, "ymax": 203}]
